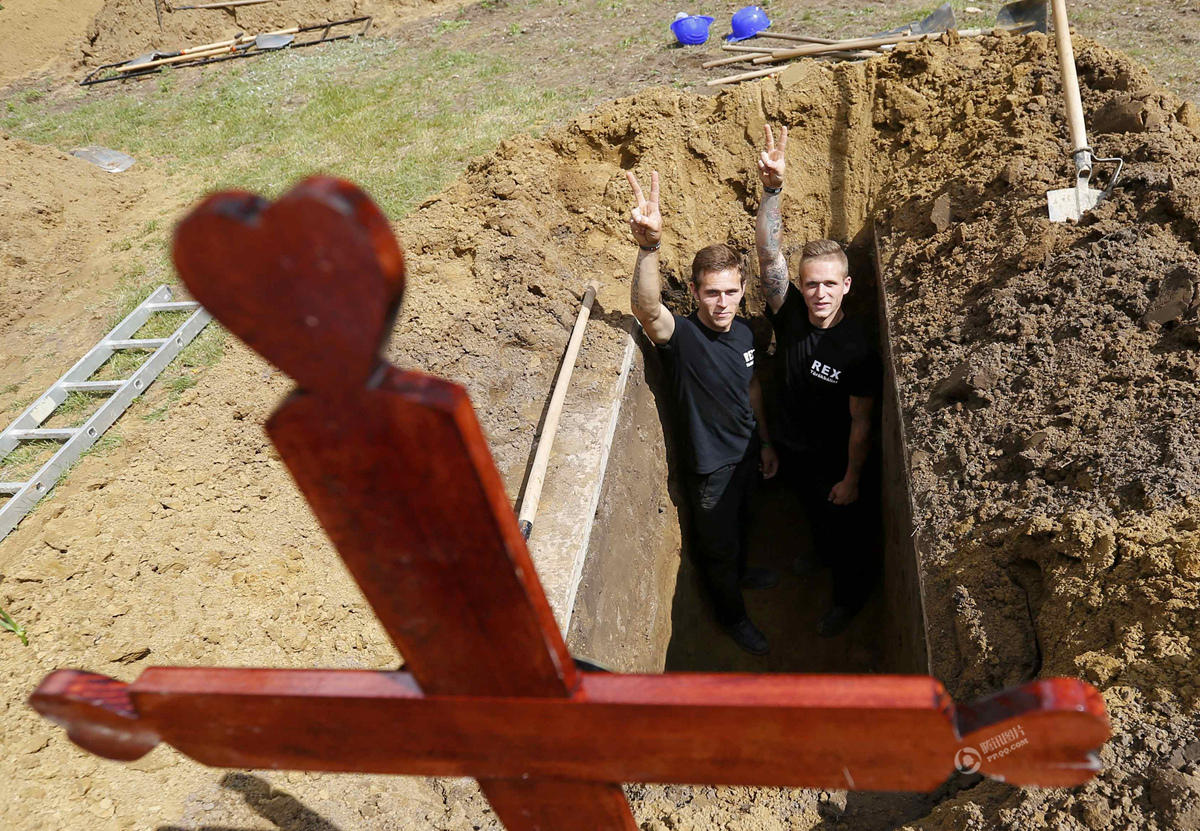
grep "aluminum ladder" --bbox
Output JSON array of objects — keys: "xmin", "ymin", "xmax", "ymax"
[{"xmin": 0, "ymin": 286, "xmax": 212, "ymax": 542}]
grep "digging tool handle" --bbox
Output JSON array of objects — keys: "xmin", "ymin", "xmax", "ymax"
[
  {"xmin": 750, "ymin": 24, "xmax": 1031, "ymax": 64},
  {"xmin": 117, "ymin": 27, "xmax": 299, "ymax": 72},
  {"xmin": 750, "ymin": 32, "xmax": 841, "ymax": 45},
  {"xmin": 752, "ymin": 30, "xmax": 935, "ymax": 63},
  {"xmin": 702, "ymin": 52, "xmax": 774, "ymax": 69},
  {"xmin": 517, "ymin": 280, "xmax": 600, "ymax": 540},
  {"xmin": 1050, "ymin": 0, "xmax": 1089, "ymax": 155},
  {"xmin": 707, "ymin": 64, "xmax": 785, "ymax": 86},
  {"xmin": 174, "ymin": 0, "xmax": 277, "ymax": 9}
]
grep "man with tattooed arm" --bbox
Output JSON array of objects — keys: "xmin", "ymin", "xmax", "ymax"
[{"xmin": 755, "ymin": 125, "xmax": 883, "ymax": 638}]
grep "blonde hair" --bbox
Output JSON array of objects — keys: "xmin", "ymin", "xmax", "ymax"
[{"xmin": 799, "ymin": 239, "xmax": 848, "ymax": 278}]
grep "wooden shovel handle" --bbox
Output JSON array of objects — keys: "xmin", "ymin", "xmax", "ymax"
[
  {"xmin": 1050, "ymin": 0, "xmax": 1089, "ymax": 153},
  {"xmin": 516, "ymin": 280, "xmax": 600, "ymax": 537}
]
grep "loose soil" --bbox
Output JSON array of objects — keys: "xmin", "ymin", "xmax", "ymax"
[{"xmin": 3, "ymin": 4, "xmax": 1200, "ymax": 831}]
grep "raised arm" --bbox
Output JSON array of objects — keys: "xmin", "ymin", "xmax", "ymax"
[
  {"xmin": 626, "ymin": 170, "xmax": 675, "ymax": 345},
  {"xmin": 755, "ymin": 125, "xmax": 790, "ymax": 315}
]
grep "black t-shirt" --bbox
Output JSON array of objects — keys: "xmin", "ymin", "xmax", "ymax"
[
  {"xmin": 656, "ymin": 313, "xmax": 757, "ymax": 474},
  {"xmin": 766, "ymin": 284, "xmax": 881, "ymax": 457}
]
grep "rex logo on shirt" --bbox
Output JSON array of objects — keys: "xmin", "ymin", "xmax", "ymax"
[{"xmin": 810, "ymin": 359, "xmax": 841, "ymax": 383}]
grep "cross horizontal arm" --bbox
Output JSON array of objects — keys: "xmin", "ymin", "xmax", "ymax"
[{"xmin": 32, "ymin": 669, "xmax": 1108, "ymax": 792}]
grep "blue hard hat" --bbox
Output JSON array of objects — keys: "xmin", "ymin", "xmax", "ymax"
[
  {"xmin": 671, "ymin": 13, "xmax": 715, "ymax": 46},
  {"xmin": 727, "ymin": 5, "xmax": 771, "ymax": 41}
]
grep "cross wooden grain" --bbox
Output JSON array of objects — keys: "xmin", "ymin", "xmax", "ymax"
[{"xmin": 31, "ymin": 178, "xmax": 1109, "ymax": 830}]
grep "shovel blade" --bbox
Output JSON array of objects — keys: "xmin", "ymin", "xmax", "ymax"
[
  {"xmin": 255, "ymin": 33, "xmax": 296, "ymax": 50},
  {"xmin": 912, "ymin": 2, "xmax": 957, "ymax": 34},
  {"xmin": 997, "ymin": 0, "xmax": 1048, "ymax": 34},
  {"xmin": 1047, "ymin": 184, "xmax": 1104, "ymax": 222}
]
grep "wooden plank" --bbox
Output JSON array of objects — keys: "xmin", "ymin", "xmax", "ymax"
[{"xmin": 32, "ymin": 669, "xmax": 1109, "ymax": 791}]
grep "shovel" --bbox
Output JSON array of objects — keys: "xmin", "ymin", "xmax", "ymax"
[
  {"xmin": 997, "ymin": 0, "xmax": 1048, "ymax": 34},
  {"xmin": 1046, "ymin": 0, "xmax": 1123, "ymax": 221}
]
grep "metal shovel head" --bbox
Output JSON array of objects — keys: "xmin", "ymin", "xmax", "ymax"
[
  {"xmin": 255, "ymin": 33, "xmax": 295, "ymax": 50},
  {"xmin": 1046, "ymin": 182, "xmax": 1105, "ymax": 222},
  {"xmin": 911, "ymin": 2, "xmax": 957, "ymax": 35},
  {"xmin": 126, "ymin": 50, "xmax": 173, "ymax": 66},
  {"xmin": 871, "ymin": 2, "xmax": 956, "ymax": 38},
  {"xmin": 997, "ymin": 0, "xmax": 1048, "ymax": 34}
]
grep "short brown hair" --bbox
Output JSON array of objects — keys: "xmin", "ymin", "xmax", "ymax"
[
  {"xmin": 691, "ymin": 243, "xmax": 745, "ymax": 288},
  {"xmin": 799, "ymin": 239, "xmax": 848, "ymax": 278}
]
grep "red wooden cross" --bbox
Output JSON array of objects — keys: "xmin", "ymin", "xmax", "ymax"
[{"xmin": 31, "ymin": 178, "xmax": 1109, "ymax": 830}]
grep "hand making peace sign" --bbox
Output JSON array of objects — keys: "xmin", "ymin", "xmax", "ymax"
[
  {"xmin": 757, "ymin": 124, "xmax": 787, "ymax": 190},
  {"xmin": 625, "ymin": 170, "xmax": 662, "ymax": 249}
]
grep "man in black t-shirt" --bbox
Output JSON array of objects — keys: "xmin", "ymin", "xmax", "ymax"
[
  {"xmin": 755, "ymin": 125, "xmax": 882, "ymax": 638},
  {"xmin": 625, "ymin": 169, "xmax": 778, "ymax": 656}
]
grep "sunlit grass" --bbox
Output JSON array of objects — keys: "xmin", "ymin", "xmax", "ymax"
[{"xmin": 1, "ymin": 39, "xmax": 587, "ymax": 218}]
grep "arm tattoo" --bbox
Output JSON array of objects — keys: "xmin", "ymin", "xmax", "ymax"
[
  {"xmin": 759, "ymin": 193, "xmax": 783, "ymax": 254},
  {"xmin": 763, "ymin": 256, "xmax": 789, "ymax": 303},
  {"xmin": 755, "ymin": 192, "xmax": 788, "ymax": 303},
  {"xmin": 765, "ymin": 212, "xmax": 782, "ymax": 252}
]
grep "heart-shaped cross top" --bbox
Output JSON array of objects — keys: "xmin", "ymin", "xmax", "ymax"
[{"xmin": 172, "ymin": 177, "xmax": 406, "ymax": 391}]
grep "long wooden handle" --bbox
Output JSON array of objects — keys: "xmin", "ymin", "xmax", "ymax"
[
  {"xmin": 174, "ymin": 0, "xmax": 276, "ymax": 9},
  {"xmin": 752, "ymin": 30, "xmax": 935, "ymax": 64},
  {"xmin": 117, "ymin": 27, "xmax": 299, "ymax": 71},
  {"xmin": 707, "ymin": 64, "xmax": 785, "ymax": 87},
  {"xmin": 750, "ymin": 32, "xmax": 840, "ymax": 45},
  {"xmin": 702, "ymin": 52, "xmax": 774, "ymax": 69},
  {"xmin": 517, "ymin": 280, "xmax": 600, "ymax": 539},
  {"xmin": 1050, "ymin": 0, "xmax": 1089, "ymax": 152},
  {"xmin": 748, "ymin": 24, "xmax": 1028, "ymax": 64}
]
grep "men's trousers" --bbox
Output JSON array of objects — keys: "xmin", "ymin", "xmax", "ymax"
[
  {"xmin": 780, "ymin": 445, "xmax": 880, "ymax": 612},
  {"xmin": 683, "ymin": 442, "xmax": 759, "ymax": 627}
]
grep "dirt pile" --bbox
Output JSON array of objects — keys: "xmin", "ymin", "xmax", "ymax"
[{"xmin": 872, "ymin": 32, "xmax": 1200, "ymax": 830}]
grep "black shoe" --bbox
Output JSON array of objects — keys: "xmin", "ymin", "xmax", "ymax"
[
  {"xmin": 724, "ymin": 616, "xmax": 769, "ymax": 655},
  {"xmin": 740, "ymin": 566, "xmax": 779, "ymax": 590},
  {"xmin": 791, "ymin": 555, "xmax": 824, "ymax": 577},
  {"xmin": 816, "ymin": 605, "xmax": 856, "ymax": 638}
]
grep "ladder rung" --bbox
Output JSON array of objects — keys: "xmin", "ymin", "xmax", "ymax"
[
  {"xmin": 59, "ymin": 380, "xmax": 125, "ymax": 393},
  {"xmin": 0, "ymin": 482, "xmax": 25, "ymax": 495},
  {"xmin": 106, "ymin": 338, "xmax": 168, "ymax": 350},
  {"xmin": 9, "ymin": 428, "xmax": 79, "ymax": 441},
  {"xmin": 145, "ymin": 301, "xmax": 201, "ymax": 312}
]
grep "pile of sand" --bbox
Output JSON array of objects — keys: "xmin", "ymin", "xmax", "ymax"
[{"xmin": 871, "ymin": 32, "xmax": 1200, "ymax": 831}]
